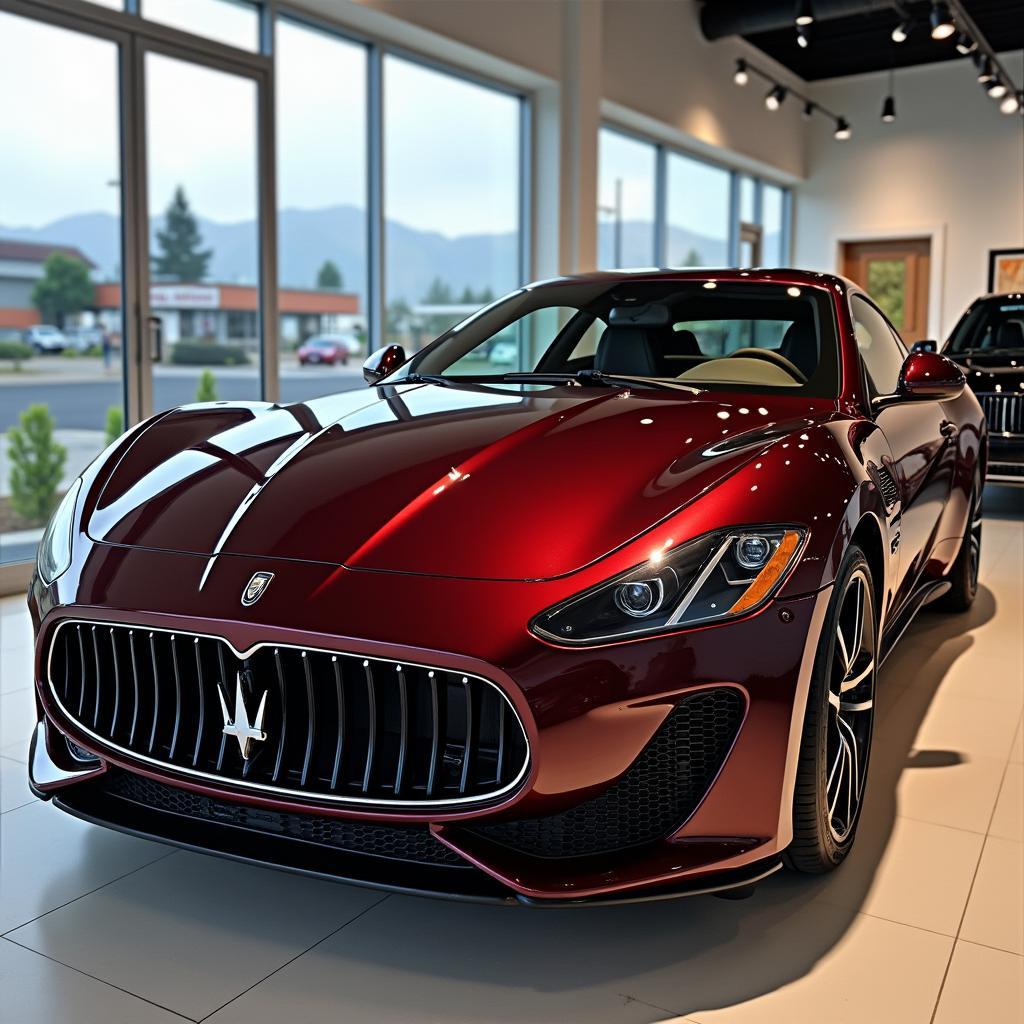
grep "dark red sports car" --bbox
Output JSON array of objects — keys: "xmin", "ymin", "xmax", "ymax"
[
  {"xmin": 297, "ymin": 334, "xmax": 352, "ymax": 366},
  {"xmin": 27, "ymin": 269, "xmax": 986, "ymax": 905}
]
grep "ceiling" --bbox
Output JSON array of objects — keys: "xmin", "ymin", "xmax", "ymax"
[{"xmin": 698, "ymin": 1, "xmax": 1024, "ymax": 81}]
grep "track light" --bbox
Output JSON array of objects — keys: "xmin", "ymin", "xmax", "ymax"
[
  {"xmin": 955, "ymin": 33, "xmax": 976, "ymax": 56},
  {"xmin": 733, "ymin": 59, "xmax": 749, "ymax": 86},
  {"xmin": 795, "ymin": 0, "xmax": 814, "ymax": 27},
  {"xmin": 891, "ymin": 21, "xmax": 910, "ymax": 43},
  {"xmin": 977, "ymin": 57, "xmax": 994, "ymax": 84},
  {"xmin": 1001, "ymin": 92, "xmax": 1022, "ymax": 115},
  {"xmin": 929, "ymin": 2, "xmax": 955, "ymax": 41},
  {"xmin": 765, "ymin": 84, "xmax": 787, "ymax": 110},
  {"xmin": 802, "ymin": 100, "xmax": 816, "ymax": 121},
  {"xmin": 833, "ymin": 118, "xmax": 852, "ymax": 141},
  {"xmin": 881, "ymin": 95, "xmax": 896, "ymax": 123},
  {"xmin": 986, "ymin": 77, "xmax": 1008, "ymax": 100},
  {"xmin": 796, "ymin": 23, "xmax": 811, "ymax": 48}
]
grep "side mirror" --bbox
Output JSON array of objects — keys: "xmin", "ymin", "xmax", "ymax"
[
  {"xmin": 911, "ymin": 339, "xmax": 938, "ymax": 354},
  {"xmin": 362, "ymin": 344, "xmax": 407, "ymax": 385},
  {"xmin": 898, "ymin": 351, "xmax": 966, "ymax": 401}
]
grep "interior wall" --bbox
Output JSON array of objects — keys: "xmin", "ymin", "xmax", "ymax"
[
  {"xmin": 600, "ymin": 0, "xmax": 806, "ymax": 180},
  {"xmin": 796, "ymin": 54, "xmax": 1024, "ymax": 339}
]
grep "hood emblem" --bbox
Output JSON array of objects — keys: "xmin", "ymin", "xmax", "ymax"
[
  {"xmin": 218, "ymin": 671, "xmax": 268, "ymax": 761},
  {"xmin": 241, "ymin": 571, "xmax": 274, "ymax": 606}
]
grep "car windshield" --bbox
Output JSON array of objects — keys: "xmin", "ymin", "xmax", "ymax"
[
  {"xmin": 947, "ymin": 301, "xmax": 1024, "ymax": 354},
  {"xmin": 309, "ymin": 338, "xmax": 338, "ymax": 348},
  {"xmin": 399, "ymin": 279, "xmax": 839, "ymax": 397}
]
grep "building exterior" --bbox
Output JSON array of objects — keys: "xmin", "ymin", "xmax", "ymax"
[
  {"xmin": 0, "ymin": 238, "xmax": 362, "ymax": 349},
  {"xmin": 0, "ymin": 239, "xmax": 96, "ymax": 329}
]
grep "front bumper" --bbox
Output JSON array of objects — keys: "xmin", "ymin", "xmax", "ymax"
[{"xmin": 30, "ymin": 543, "xmax": 831, "ymax": 903}]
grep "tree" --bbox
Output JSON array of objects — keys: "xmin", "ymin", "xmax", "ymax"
[
  {"xmin": 422, "ymin": 278, "xmax": 454, "ymax": 304},
  {"xmin": 31, "ymin": 253, "xmax": 94, "ymax": 328},
  {"xmin": 316, "ymin": 260, "xmax": 343, "ymax": 291},
  {"xmin": 6, "ymin": 404, "xmax": 66, "ymax": 522},
  {"xmin": 152, "ymin": 186, "xmax": 212, "ymax": 282},
  {"xmin": 195, "ymin": 369, "xmax": 218, "ymax": 402},
  {"xmin": 678, "ymin": 247, "xmax": 703, "ymax": 268},
  {"xmin": 104, "ymin": 405, "xmax": 123, "ymax": 447}
]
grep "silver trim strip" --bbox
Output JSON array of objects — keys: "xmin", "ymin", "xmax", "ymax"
[
  {"xmin": 46, "ymin": 618, "xmax": 531, "ymax": 810},
  {"xmin": 665, "ymin": 535, "xmax": 736, "ymax": 626}
]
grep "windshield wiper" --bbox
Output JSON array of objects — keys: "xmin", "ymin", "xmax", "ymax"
[{"xmin": 500, "ymin": 370, "xmax": 700, "ymax": 393}]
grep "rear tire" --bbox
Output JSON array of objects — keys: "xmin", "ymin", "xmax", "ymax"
[
  {"xmin": 934, "ymin": 480, "xmax": 981, "ymax": 613},
  {"xmin": 785, "ymin": 545, "xmax": 877, "ymax": 874}
]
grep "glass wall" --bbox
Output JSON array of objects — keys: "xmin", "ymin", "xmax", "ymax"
[
  {"xmin": 141, "ymin": 0, "xmax": 261, "ymax": 52},
  {"xmin": 597, "ymin": 128, "xmax": 657, "ymax": 269},
  {"xmin": 665, "ymin": 153, "xmax": 731, "ymax": 268},
  {"xmin": 0, "ymin": 12, "xmax": 125, "ymax": 567},
  {"xmin": 383, "ymin": 56, "xmax": 523, "ymax": 351},
  {"xmin": 276, "ymin": 19, "xmax": 368, "ymax": 401},
  {"xmin": 598, "ymin": 125, "xmax": 791, "ymax": 271}
]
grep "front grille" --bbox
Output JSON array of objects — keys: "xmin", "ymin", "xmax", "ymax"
[
  {"xmin": 471, "ymin": 688, "xmax": 745, "ymax": 859},
  {"xmin": 48, "ymin": 621, "xmax": 529, "ymax": 807},
  {"xmin": 989, "ymin": 461, "xmax": 1024, "ymax": 478},
  {"xmin": 100, "ymin": 770, "xmax": 464, "ymax": 866},
  {"xmin": 977, "ymin": 392, "xmax": 1024, "ymax": 436}
]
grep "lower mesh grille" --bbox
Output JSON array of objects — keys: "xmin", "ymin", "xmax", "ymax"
[
  {"xmin": 470, "ymin": 688, "xmax": 745, "ymax": 859},
  {"xmin": 100, "ymin": 770, "xmax": 465, "ymax": 866}
]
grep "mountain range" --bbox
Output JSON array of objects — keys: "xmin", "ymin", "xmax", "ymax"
[{"xmin": 0, "ymin": 206, "xmax": 728, "ymax": 306}]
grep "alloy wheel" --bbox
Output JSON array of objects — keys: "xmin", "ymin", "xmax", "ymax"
[{"xmin": 825, "ymin": 568, "xmax": 876, "ymax": 844}]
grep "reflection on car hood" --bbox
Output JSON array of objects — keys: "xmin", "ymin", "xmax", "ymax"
[{"xmin": 88, "ymin": 383, "xmax": 832, "ymax": 581}]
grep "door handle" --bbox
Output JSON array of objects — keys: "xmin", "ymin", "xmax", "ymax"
[
  {"xmin": 147, "ymin": 315, "xmax": 163, "ymax": 363},
  {"xmin": 939, "ymin": 420, "xmax": 959, "ymax": 441}
]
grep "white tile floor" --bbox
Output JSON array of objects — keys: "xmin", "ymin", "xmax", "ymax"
[{"xmin": 1, "ymin": 490, "xmax": 1022, "ymax": 1024}]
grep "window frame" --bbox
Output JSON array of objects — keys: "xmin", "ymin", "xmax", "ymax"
[
  {"xmin": 849, "ymin": 291, "xmax": 909, "ymax": 401},
  {"xmin": 598, "ymin": 120, "xmax": 793, "ymax": 270}
]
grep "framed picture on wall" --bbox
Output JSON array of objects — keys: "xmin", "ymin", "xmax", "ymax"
[{"xmin": 988, "ymin": 248, "xmax": 1024, "ymax": 293}]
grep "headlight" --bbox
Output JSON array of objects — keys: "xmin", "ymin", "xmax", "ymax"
[
  {"xmin": 37, "ymin": 477, "xmax": 82, "ymax": 585},
  {"xmin": 531, "ymin": 526, "xmax": 804, "ymax": 645}
]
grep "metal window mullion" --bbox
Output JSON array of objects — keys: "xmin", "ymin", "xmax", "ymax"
[
  {"xmin": 654, "ymin": 144, "xmax": 667, "ymax": 267},
  {"xmin": 367, "ymin": 45, "xmax": 385, "ymax": 353},
  {"xmin": 257, "ymin": 58, "xmax": 279, "ymax": 403},
  {"xmin": 518, "ymin": 94, "xmax": 533, "ymax": 286},
  {"xmin": 727, "ymin": 171, "xmax": 740, "ymax": 267}
]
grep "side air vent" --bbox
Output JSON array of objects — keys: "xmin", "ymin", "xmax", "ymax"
[{"xmin": 871, "ymin": 463, "xmax": 900, "ymax": 511}]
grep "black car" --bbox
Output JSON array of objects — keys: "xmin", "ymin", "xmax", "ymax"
[{"xmin": 933, "ymin": 293, "xmax": 1024, "ymax": 485}]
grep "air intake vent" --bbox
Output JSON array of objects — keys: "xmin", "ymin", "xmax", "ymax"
[
  {"xmin": 470, "ymin": 687, "xmax": 745, "ymax": 859},
  {"xmin": 47, "ymin": 621, "xmax": 529, "ymax": 808},
  {"xmin": 871, "ymin": 464, "xmax": 900, "ymax": 511}
]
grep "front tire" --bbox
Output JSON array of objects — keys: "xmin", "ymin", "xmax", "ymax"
[{"xmin": 785, "ymin": 545, "xmax": 877, "ymax": 874}]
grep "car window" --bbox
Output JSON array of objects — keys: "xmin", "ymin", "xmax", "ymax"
[
  {"xmin": 947, "ymin": 301, "xmax": 1024, "ymax": 354},
  {"xmin": 851, "ymin": 295, "xmax": 906, "ymax": 395},
  {"xmin": 446, "ymin": 306, "xmax": 584, "ymax": 376},
  {"xmin": 409, "ymin": 281, "xmax": 840, "ymax": 397}
]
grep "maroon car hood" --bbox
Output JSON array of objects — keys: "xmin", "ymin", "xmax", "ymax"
[{"xmin": 89, "ymin": 384, "xmax": 829, "ymax": 581}]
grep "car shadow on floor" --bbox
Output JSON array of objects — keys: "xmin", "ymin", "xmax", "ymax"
[{"xmin": 57, "ymin": 587, "xmax": 1003, "ymax": 1021}]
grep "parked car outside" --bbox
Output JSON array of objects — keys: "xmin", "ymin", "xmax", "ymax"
[
  {"xmin": 23, "ymin": 324, "xmax": 67, "ymax": 352},
  {"xmin": 297, "ymin": 334, "xmax": 354, "ymax": 366},
  {"xmin": 63, "ymin": 326, "xmax": 105, "ymax": 353}
]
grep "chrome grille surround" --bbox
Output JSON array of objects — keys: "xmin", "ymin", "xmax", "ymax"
[
  {"xmin": 45, "ymin": 619, "xmax": 531, "ymax": 809},
  {"xmin": 976, "ymin": 392, "xmax": 1024, "ymax": 437}
]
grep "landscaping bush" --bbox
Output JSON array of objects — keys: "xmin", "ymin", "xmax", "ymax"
[
  {"xmin": 195, "ymin": 369, "xmax": 218, "ymax": 403},
  {"xmin": 104, "ymin": 405, "xmax": 123, "ymax": 447},
  {"xmin": 0, "ymin": 340, "xmax": 33, "ymax": 370},
  {"xmin": 7, "ymin": 404, "xmax": 66, "ymax": 523},
  {"xmin": 171, "ymin": 342, "xmax": 249, "ymax": 366}
]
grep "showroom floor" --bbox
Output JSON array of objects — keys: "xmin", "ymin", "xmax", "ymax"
[{"xmin": 1, "ymin": 492, "xmax": 1022, "ymax": 1024}]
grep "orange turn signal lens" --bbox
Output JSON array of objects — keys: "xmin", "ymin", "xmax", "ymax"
[{"xmin": 728, "ymin": 530, "xmax": 802, "ymax": 614}]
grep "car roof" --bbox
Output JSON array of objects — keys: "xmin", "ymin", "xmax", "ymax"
[{"xmin": 524, "ymin": 267, "xmax": 852, "ymax": 293}]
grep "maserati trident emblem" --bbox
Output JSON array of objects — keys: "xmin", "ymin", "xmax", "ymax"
[
  {"xmin": 218, "ymin": 672, "xmax": 268, "ymax": 760},
  {"xmin": 241, "ymin": 571, "xmax": 274, "ymax": 606}
]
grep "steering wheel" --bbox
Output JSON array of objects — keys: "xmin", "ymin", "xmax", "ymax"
[{"xmin": 727, "ymin": 347, "xmax": 808, "ymax": 384}]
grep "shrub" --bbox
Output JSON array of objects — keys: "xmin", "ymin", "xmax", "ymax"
[
  {"xmin": 61, "ymin": 346, "xmax": 79, "ymax": 358},
  {"xmin": 7, "ymin": 404, "xmax": 66, "ymax": 523},
  {"xmin": 0, "ymin": 340, "xmax": 33, "ymax": 370},
  {"xmin": 195, "ymin": 369, "xmax": 218, "ymax": 402},
  {"xmin": 104, "ymin": 405, "xmax": 123, "ymax": 447},
  {"xmin": 171, "ymin": 342, "xmax": 249, "ymax": 366}
]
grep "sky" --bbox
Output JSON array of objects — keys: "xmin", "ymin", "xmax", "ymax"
[{"xmin": 0, "ymin": 8, "xmax": 521, "ymax": 239}]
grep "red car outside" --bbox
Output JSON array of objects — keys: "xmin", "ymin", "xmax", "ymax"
[
  {"xmin": 27, "ymin": 269, "xmax": 985, "ymax": 905},
  {"xmin": 297, "ymin": 334, "xmax": 352, "ymax": 366}
]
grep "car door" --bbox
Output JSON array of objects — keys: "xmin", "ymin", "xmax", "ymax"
[{"xmin": 853, "ymin": 294, "xmax": 955, "ymax": 608}]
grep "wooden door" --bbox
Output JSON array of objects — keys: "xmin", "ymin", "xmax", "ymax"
[{"xmin": 842, "ymin": 239, "xmax": 931, "ymax": 344}]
